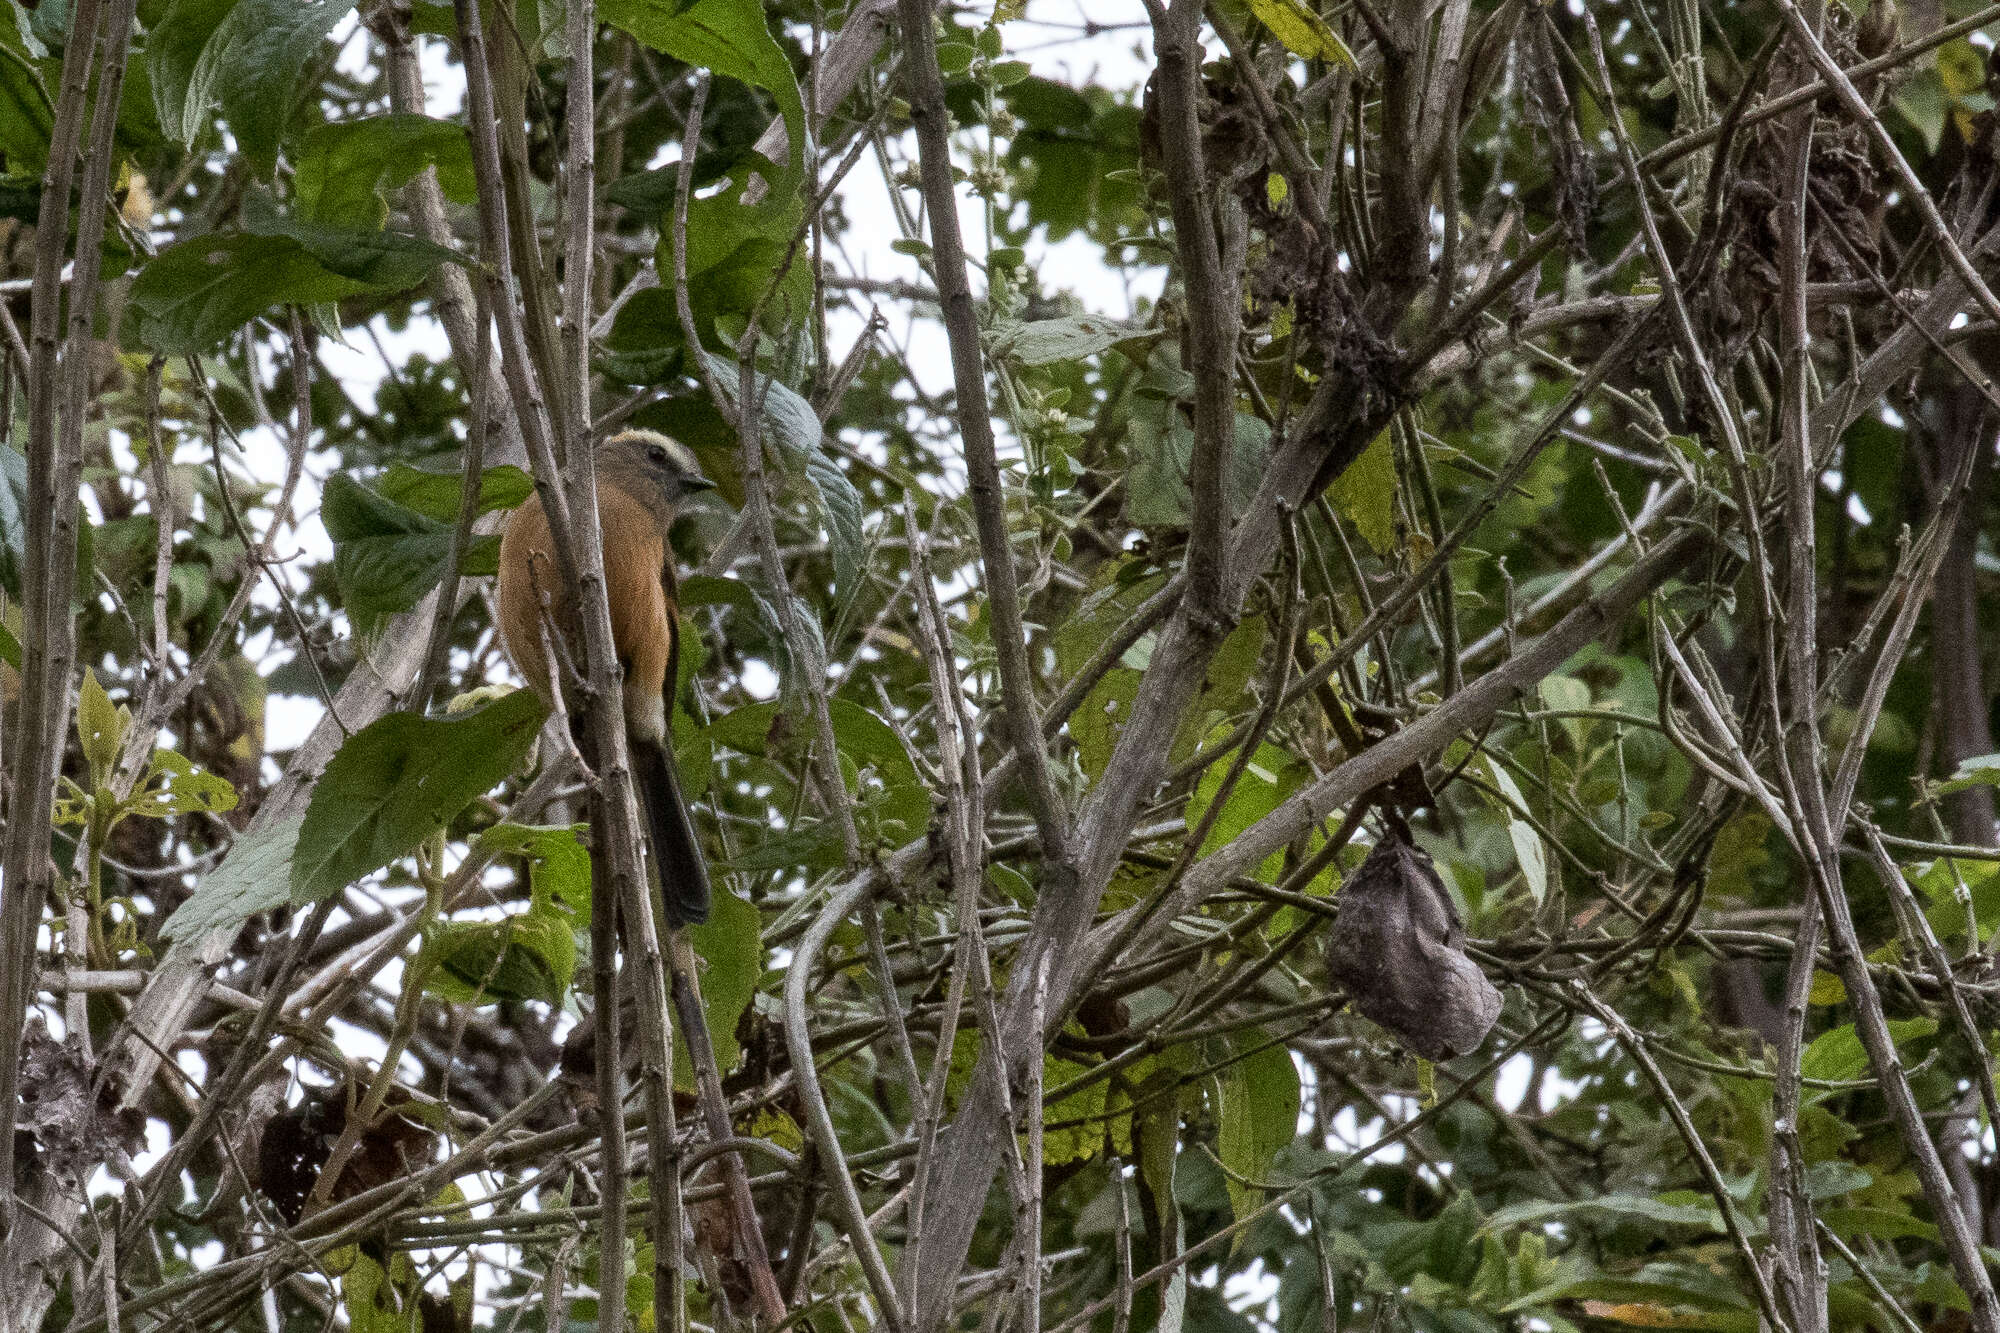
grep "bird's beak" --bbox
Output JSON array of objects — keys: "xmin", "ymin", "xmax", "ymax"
[{"xmin": 683, "ymin": 474, "xmax": 717, "ymax": 493}]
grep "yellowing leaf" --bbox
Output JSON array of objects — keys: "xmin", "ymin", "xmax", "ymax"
[
  {"xmin": 1580, "ymin": 1302, "xmax": 1686, "ymax": 1327},
  {"xmin": 1039, "ymin": 1054, "xmax": 1105, "ymax": 1166},
  {"xmin": 1247, "ymin": 0, "xmax": 1358, "ymax": 68},
  {"xmin": 1329, "ymin": 428, "xmax": 1397, "ymax": 554},
  {"xmin": 745, "ymin": 1106, "xmax": 805, "ymax": 1154}
]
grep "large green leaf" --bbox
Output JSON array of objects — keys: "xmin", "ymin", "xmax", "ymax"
[
  {"xmin": 701, "ymin": 352, "xmax": 863, "ymax": 611},
  {"xmin": 708, "ymin": 697, "xmax": 927, "ymax": 840},
  {"xmin": 244, "ymin": 190, "xmax": 466, "ymax": 288},
  {"xmin": 292, "ymin": 114, "xmax": 476, "ymax": 229},
  {"xmin": 601, "ymin": 0, "xmax": 805, "ymax": 185},
  {"xmin": 1914, "ymin": 855, "xmax": 2000, "ymax": 945},
  {"xmin": 1215, "ymin": 1040, "xmax": 1299, "ymax": 1227},
  {"xmin": 0, "ymin": 440, "xmax": 99, "ymax": 605},
  {"xmin": 674, "ymin": 887, "xmax": 762, "ymax": 1090},
  {"xmin": 1485, "ymin": 1194, "xmax": 1723, "ymax": 1232},
  {"xmin": 1482, "ymin": 756, "xmax": 1549, "ymax": 905},
  {"xmin": 1938, "ymin": 751, "xmax": 2000, "ymax": 794},
  {"xmin": 321, "ymin": 472, "xmax": 498, "ymax": 640},
  {"xmin": 475, "ymin": 822, "xmax": 592, "ymax": 913},
  {"xmin": 374, "ymin": 462, "xmax": 536, "ymax": 524},
  {"xmin": 149, "ymin": 0, "xmax": 233, "ymax": 146},
  {"xmin": 1042, "ymin": 1054, "xmax": 1107, "ymax": 1166},
  {"xmin": 1185, "ymin": 741, "xmax": 1302, "ymax": 883},
  {"xmin": 0, "ymin": 15, "xmax": 53, "ymax": 171},
  {"xmin": 988, "ymin": 314, "xmax": 1157, "ymax": 367},
  {"xmin": 1800, "ymin": 1018, "xmax": 1937, "ymax": 1094},
  {"xmin": 1328, "ymin": 427, "xmax": 1397, "ymax": 554},
  {"xmin": 427, "ymin": 900, "xmax": 577, "ymax": 1006},
  {"xmin": 128, "ymin": 750, "xmax": 240, "ymax": 821},
  {"xmin": 158, "ymin": 813, "xmax": 306, "ymax": 953},
  {"xmin": 290, "ymin": 688, "xmax": 548, "ymax": 903},
  {"xmin": 196, "ymin": 0, "xmax": 355, "ymax": 168},
  {"xmin": 654, "ymin": 187, "xmax": 811, "ymax": 348},
  {"xmin": 1246, "ymin": 0, "xmax": 1358, "ymax": 69},
  {"xmin": 1125, "ymin": 393, "xmax": 1271, "ymax": 529},
  {"xmin": 128, "ymin": 232, "xmax": 370, "ymax": 354}
]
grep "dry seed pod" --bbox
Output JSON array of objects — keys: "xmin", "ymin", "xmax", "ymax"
[{"xmin": 1324, "ymin": 832, "xmax": 1503, "ymax": 1060}]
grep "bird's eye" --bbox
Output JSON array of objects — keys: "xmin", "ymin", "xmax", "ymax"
[{"xmin": 647, "ymin": 444, "xmax": 669, "ymax": 466}]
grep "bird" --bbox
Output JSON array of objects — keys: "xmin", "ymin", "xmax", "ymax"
[{"xmin": 496, "ymin": 429, "xmax": 716, "ymax": 928}]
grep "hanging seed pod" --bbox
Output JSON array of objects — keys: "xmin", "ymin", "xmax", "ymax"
[{"xmin": 1324, "ymin": 830, "xmax": 1503, "ymax": 1060}]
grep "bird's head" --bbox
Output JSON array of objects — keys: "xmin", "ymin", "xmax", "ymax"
[{"xmin": 598, "ymin": 429, "xmax": 716, "ymax": 514}]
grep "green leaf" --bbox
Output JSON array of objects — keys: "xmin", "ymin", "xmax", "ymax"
[
  {"xmin": 647, "ymin": 189, "xmax": 809, "ymax": 351},
  {"xmin": 1246, "ymin": 0, "xmax": 1358, "ymax": 68},
  {"xmin": 1806, "ymin": 1160, "xmax": 1872, "ymax": 1198},
  {"xmin": 1538, "ymin": 1276, "xmax": 1754, "ymax": 1321},
  {"xmin": 745, "ymin": 1106, "xmax": 805, "ymax": 1154},
  {"xmin": 601, "ymin": 0, "xmax": 807, "ymax": 186},
  {"xmin": 1125, "ymin": 395, "xmax": 1271, "ymax": 529},
  {"xmin": 1818, "ymin": 1206, "xmax": 1941, "ymax": 1243},
  {"xmin": 129, "ymin": 232, "xmax": 371, "ymax": 355},
  {"xmin": 292, "ymin": 114, "xmax": 476, "ymax": 229},
  {"xmin": 1216, "ymin": 1040, "xmax": 1298, "ymax": 1227},
  {"xmin": 698, "ymin": 351, "xmax": 864, "ymax": 610},
  {"xmin": 130, "ymin": 750, "xmax": 239, "ymax": 819},
  {"xmin": 320, "ymin": 472, "xmax": 462, "ymax": 640},
  {"xmin": 473, "ymin": 822, "xmax": 592, "ymax": 913},
  {"xmin": 1892, "ymin": 68, "xmax": 1947, "ymax": 154},
  {"xmin": 77, "ymin": 668, "xmax": 127, "ymax": 785},
  {"xmin": 675, "ymin": 887, "xmax": 762, "ymax": 1090},
  {"xmin": 1328, "ymin": 427, "xmax": 1397, "ymax": 554},
  {"xmin": 1132, "ymin": 1065, "xmax": 1182, "ymax": 1255},
  {"xmin": 1485, "ymin": 1194, "xmax": 1723, "ymax": 1232},
  {"xmin": 375, "ymin": 462, "xmax": 536, "ymax": 524},
  {"xmin": 243, "ymin": 190, "xmax": 466, "ymax": 288},
  {"xmin": 1042, "ymin": 1054, "xmax": 1107, "ymax": 1165},
  {"xmin": 709, "ymin": 697, "xmax": 928, "ymax": 840},
  {"xmin": 0, "ymin": 17, "xmax": 53, "ymax": 172},
  {"xmin": 0, "ymin": 616, "xmax": 19, "ymax": 669},
  {"xmin": 205, "ymin": 0, "xmax": 357, "ymax": 169},
  {"xmin": 0, "ymin": 442, "xmax": 24, "ymax": 598},
  {"xmin": 337, "ymin": 1247, "xmax": 433, "ymax": 1333},
  {"xmin": 988, "ymin": 313, "xmax": 1156, "ymax": 366},
  {"xmin": 427, "ymin": 900, "xmax": 577, "ymax": 1005},
  {"xmin": 1185, "ymin": 741, "xmax": 1301, "ymax": 883},
  {"xmin": 1800, "ymin": 1018, "xmax": 1936, "ymax": 1090},
  {"xmin": 700, "ymin": 351, "xmax": 821, "ymax": 454},
  {"xmin": 147, "ymin": 0, "xmax": 235, "ymax": 147},
  {"xmin": 158, "ymin": 813, "xmax": 306, "ymax": 952},
  {"xmin": 700, "ymin": 350, "xmax": 864, "ymax": 608},
  {"xmin": 290, "ymin": 688, "xmax": 548, "ymax": 904},
  {"xmin": 1938, "ymin": 751, "xmax": 2000, "ymax": 793},
  {"xmin": 804, "ymin": 447, "xmax": 864, "ymax": 613},
  {"xmin": 1914, "ymin": 856, "xmax": 2000, "ymax": 944},
  {"xmin": 1483, "ymin": 757, "xmax": 1549, "ymax": 904}
]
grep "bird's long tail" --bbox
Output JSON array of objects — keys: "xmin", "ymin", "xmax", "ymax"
[{"xmin": 634, "ymin": 738, "xmax": 713, "ymax": 928}]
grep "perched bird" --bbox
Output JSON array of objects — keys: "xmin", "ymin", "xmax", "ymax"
[{"xmin": 496, "ymin": 429, "xmax": 716, "ymax": 927}]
